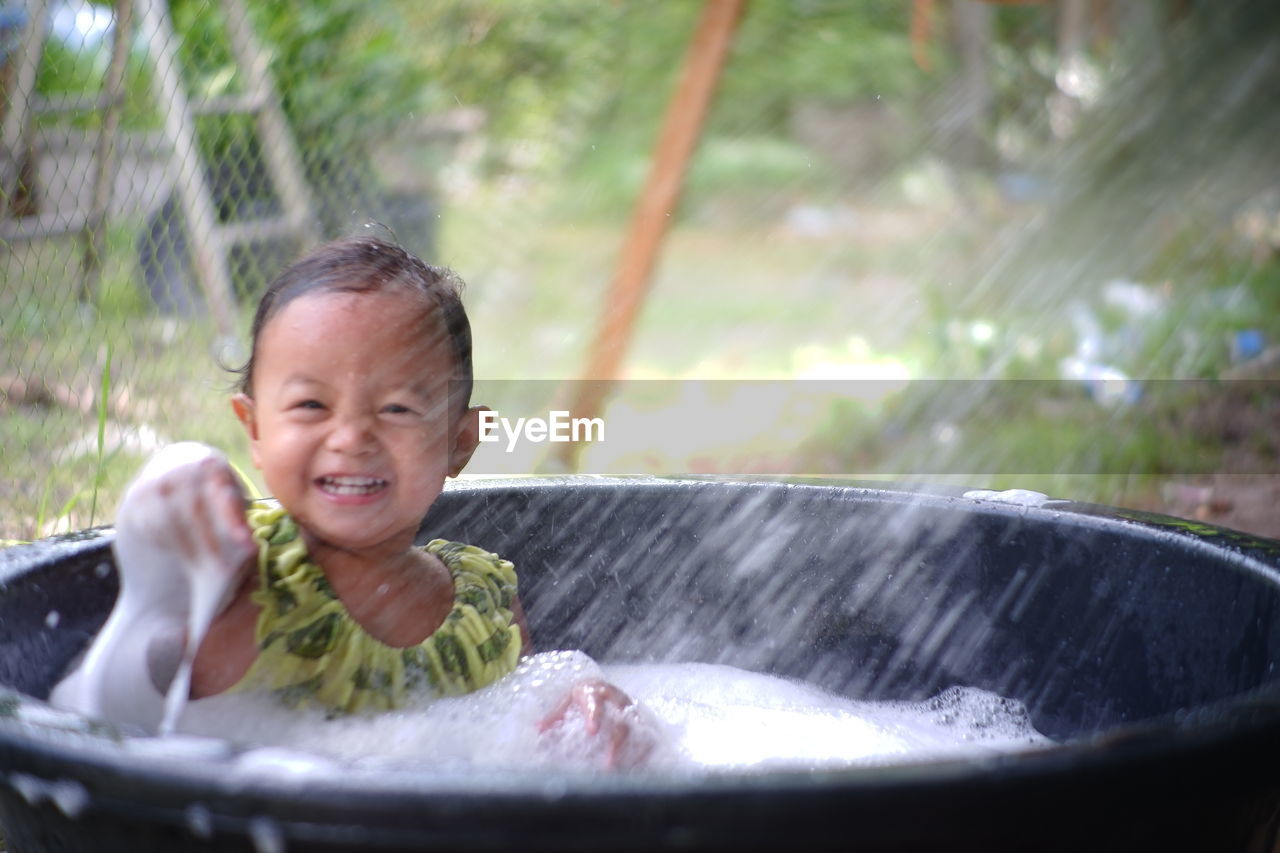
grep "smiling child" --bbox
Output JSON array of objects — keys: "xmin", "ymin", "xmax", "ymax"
[{"xmin": 60, "ymin": 237, "xmax": 647, "ymax": 767}]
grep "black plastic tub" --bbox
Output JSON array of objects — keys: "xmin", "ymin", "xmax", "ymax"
[{"xmin": 1, "ymin": 478, "xmax": 1279, "ymax": 852}]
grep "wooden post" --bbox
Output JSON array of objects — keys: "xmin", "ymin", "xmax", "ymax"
[
  {"xmin": 1058, "ymin": 0, "xmax": 1089, "ymax": 61},
  {"xmin": 553, "ymin": 0, "xmax": 745, "ymax": 471},
  {"xmin": 911, "ymin": 0, "xmax": 934, "ymax": 71},
  {"xmin": 220, "ymin": 0, "xmax": 318, "ymax": 247},
  {"xmin": 80, "ymin": 0, "xmax": 135, "ymax": 300},
  {"xmin": 136, "ymin": 0, "xmax": 238, "ymax": 338},
  {"xmin": 1, "ymin": 0, "xmax": 49, "ymax": 217}
]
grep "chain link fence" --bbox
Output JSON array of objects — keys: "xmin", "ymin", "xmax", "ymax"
[
  {"xmin": 2, "ymin": 0, "xmax": 517, "ymax": 539},
  {"xmin": 4, "ymin": 1, "xmax": 1279, "ymax": 541}
]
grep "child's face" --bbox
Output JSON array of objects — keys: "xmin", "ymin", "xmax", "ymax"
[{"xmin": 232, "ymin": 289, "xmax": 478, "ymax": 555}]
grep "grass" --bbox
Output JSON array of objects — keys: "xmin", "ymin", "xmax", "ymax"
[
  {"xmin": 444, "ymin": 183, "xmax": 957, "ymax": 382},
  {"xmin": 800, "ymin": 379, "xmax": 1264, "ymax": 506},
  {"xmin": 1, "ymin": 234, "xmax": 260, "ymax": 540},
  {"xmin": 89, "ymin": 339, "xmax": 113, "ymax": 527}
]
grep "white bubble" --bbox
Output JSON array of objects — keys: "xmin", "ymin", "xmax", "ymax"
[
  {"xmin": 9, "ymin": 774, "xmax": 90, "ymax": 818},
  {"xmin": 249, "ymin": 815, "xmax": 285, "ymax": 853},
  {"xmin": 186, "ymin": 803, "xmax": 214, "ymax": 839},
  {"xmin": 171, "ymin": 652, "xmax": 1048, "ymax": 774},
  {"xmin": 964, "ymin": 488, "xmax": 1052, "ymax": 507}
]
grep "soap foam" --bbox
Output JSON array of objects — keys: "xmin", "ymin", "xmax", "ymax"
[
  {"xmin": 173, "ymin": 651, "xmax": 1049, "ymax": 773},
  {"xmin": 605, "ymin": 664, "xmax": 1046, "ymax": 771}
]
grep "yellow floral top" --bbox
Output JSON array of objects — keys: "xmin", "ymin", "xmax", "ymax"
[{"xmin": 231, "ymin": 500, "xmax": 523, "ymax": 714}]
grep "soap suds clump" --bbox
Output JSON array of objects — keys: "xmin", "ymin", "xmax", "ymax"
[{"xmin": 174, "ymin": 651, "xmax": 1049, "ymax": 773}]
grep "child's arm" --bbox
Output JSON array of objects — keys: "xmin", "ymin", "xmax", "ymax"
[
  {"xmin": 521, "ymin": 603, "xmax": 654, "ymax": 768},
  {"xmin": 511, "ymin": 584, "xmax": 653, "ymax": 768},
  {"xmin": 510, "ymin": 595, "xmax": 533, "ymax": 656},
  {"xmin": 188, "ymin": 569, "xmax": 262, "ymax": 698}
]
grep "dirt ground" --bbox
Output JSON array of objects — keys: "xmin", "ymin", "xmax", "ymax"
[
  {"xmin": 1127, "ymin": 373, "xmax": 1280, "ymax": 540},
  {"xmin": 1132, "ymin": 475, "xmax": 1280, "ymax": 541}
]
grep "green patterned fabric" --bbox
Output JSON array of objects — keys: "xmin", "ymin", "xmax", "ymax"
[{"xmin": 231, "ymin": 500, "xmax": 522, "ymax": 714}]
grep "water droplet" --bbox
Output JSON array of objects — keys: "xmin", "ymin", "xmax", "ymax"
[
  {"xmin": 186, "ymin": 803, "xmax": 214, "ymax": 839},
  {"xmin": 249, "ymin": 815, "xmax": 285, "ymax": 853},
  {"xmin": 9, "ymin": 774, "xmax": 89, "ymax": 819}
]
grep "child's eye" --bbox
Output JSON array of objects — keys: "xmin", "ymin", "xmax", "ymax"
[
  {"xmin": 382, "ymin": 403, "xmax": 415, "ymax": 415},
  {"xmin": 294, "ymin": 400, "xmax": 325, "ymax": 410}
]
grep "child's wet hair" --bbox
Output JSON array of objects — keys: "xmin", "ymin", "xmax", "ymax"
[{"xmin": 234, "ymin": 237, "xmax": 473, "ymax": 409}]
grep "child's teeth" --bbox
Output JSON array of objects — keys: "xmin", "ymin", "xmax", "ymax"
[{"xmin": 322, "ymin": 477, "xmax": 385, "ymax": 495}]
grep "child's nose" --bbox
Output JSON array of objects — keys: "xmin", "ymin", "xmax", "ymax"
[{"xmin": 325, "ymin": 413, "xmax": 378, "ymax": 454}]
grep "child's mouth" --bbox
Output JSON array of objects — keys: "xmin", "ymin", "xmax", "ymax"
[{"xmin": 317, "ymin": 475, "xmax": 389, "ymax": 497}]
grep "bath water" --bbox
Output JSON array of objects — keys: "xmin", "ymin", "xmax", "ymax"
[{"xmin": 174, "ymin": 650, "xmax": 1049, "ymax": 773}]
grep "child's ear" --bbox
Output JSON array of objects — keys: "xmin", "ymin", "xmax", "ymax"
[
  {"xmin": 230, "ymin": 394, "xmax": 263, "ymax": 469},
  {"xmin": 447, "ymin": 405, "xmax": 486, "ymax": 478}
]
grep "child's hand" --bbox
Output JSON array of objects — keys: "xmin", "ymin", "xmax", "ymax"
[
  {"xmin": 537, "ymin": 678, "xmax": 657, "ymax": 769},
  {"xmin": 115, "ymin": 442, "xmax": 256, "ymax": 593},
  {"xmin": 53, "ymin": 443, "xmax": 258, "ymax": 732}
]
